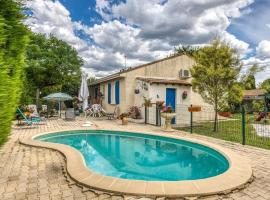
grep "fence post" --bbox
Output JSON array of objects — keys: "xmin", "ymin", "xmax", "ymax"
[
  {"xmin": 190, "ymin": 104, "xmax": 193, "ymax": 134},
  {"xmin": 241, "ymin": 105, "xmax": 246, "ymax": 145},
  {"xmin": 145, "ymin": 106, "xmax": 147, "ymax": 124},
  {"xmin": 156, "ymin": 105, "xmax": 158, "ymax": 126}
]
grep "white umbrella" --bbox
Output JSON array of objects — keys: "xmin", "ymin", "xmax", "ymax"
[
  {"xmin": 79, "ymin": 72, "xmax": 92, "ymax": 127},
  {"xmin": 78, "ymin": 72, "xmax": 89, "ymax": 110}
]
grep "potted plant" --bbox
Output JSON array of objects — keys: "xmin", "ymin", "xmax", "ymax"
[
  {"xmin": 119, "ymin": 113, "xmax": 129, "ymax": 125},
  {"xmin": 182, "ymin": 91, "xmax": 188, "ymax": 100},
  {"xmin": 156, "ymin": 101, "xmax": 165, "ymax": 110},
  {"xmin": 218, "ymin": 106, "xmax": 231, "ymax": 118},
  {"xmin": 143, "ymin": 96, "xmax": 152, "ymax": 107},
  {"xmin": 161, "ymin": 105, "xmax": 176, "ymax": 132},
  {"xmin": 143, "ymin": 97, "xmax": 151, "ymax": 107},
  {"xmin": 134, "ymin": 89, "xmax": 140, "ymax": 94}
]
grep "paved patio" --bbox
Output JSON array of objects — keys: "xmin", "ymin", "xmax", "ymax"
[{"xmin": 1, "ymin": 117, "xmax": 270, "ymax": 200}]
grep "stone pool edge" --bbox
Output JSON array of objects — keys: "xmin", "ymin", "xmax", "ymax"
[{"xmin": 19, "ymin": 128, "xmax": 253, "ymax": 198}]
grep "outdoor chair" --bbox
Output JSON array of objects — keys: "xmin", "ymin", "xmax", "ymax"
[
  {"xmin": 92, "ymin": 104, "xmax": 102, "ymax": 117},
  {"xmin": 16, "ymin": 108, "xmax": 32, "ymax": 126},
  {"xmin": 107, "ymin": 106, "xmax": 118, "ymax": 120},
  {"xmin": 85, "ymin": 107, "xmax": 94, "ymax": 117},
  {"xmin": 17, "ymin": 107, "xmax": 46, "ymax": 125},
  {"xmin": 27, "ymin": 104, "xmax": 45, "ymax": 123},
  {"xmin": 65, "ymin": 108, "xmax": 75, "ymax": 120}
]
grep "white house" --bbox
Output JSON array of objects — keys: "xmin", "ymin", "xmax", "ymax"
[{"xmin": 90, "ymin": 54, "xmax": 212, "ymax": 125}]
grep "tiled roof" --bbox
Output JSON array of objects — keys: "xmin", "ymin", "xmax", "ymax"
[
  {"xmin": 243, "ymin": 89, "xmax": 266, "ymax": 97},
  {"xmin": 136, "ymin": 77, "xmax": 192, "ymax": 86}
]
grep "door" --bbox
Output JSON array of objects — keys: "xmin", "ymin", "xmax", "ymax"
[{"xmin": 166, "ymin": 88, "xmax": 176, "ymax": 124}]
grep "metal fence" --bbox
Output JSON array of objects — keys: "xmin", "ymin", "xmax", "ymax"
[{"xmin": 144, "ymin": 104, "xmax": 270, "ymax": 150}]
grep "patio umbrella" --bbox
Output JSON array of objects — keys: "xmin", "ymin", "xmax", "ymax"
[
  {"xmin": 78, "ymin": 73, "xmax": 92, "ymax": 126},
  {"xmin": 78, "ymin": 72, "xmax": 89, "ymax": 110},
  {"xmin": 43, "ymin": 92, "xmax": 73, "ymax": 117}
]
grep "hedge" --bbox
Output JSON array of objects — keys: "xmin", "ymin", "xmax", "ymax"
[{"xmin": 0, "ymin": 0, "xmax": 28, "ymax": 145}]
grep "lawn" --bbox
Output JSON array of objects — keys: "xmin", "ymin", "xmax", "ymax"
[{"xmin": 175, "ymin": 113, "xmax": 270, "ymax": 150}]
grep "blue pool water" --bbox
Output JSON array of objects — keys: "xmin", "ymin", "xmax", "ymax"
[{"xmin": 35, "ymin": 130, "xmax": 229, "ymax": 181}]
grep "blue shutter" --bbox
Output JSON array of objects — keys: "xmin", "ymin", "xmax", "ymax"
[
  {"xmin": 108, "ymin": 82, "xmax": 111, "ymax": 104},
  {"xmin": 115, "ymin": 80, "xmax": 120, "ymax": 104}
]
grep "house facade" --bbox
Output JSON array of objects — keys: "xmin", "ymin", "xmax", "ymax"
[{"xmin": 90, "ymin": 54, "xmax": 211, "ymax": 124}]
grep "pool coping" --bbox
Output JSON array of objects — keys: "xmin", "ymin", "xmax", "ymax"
[{"xmin": 19, "ymin": 128, "xmax": 253, "ymax": 198}]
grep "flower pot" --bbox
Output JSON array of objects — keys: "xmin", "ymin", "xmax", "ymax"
[
  {"xmin": 218, "ymin": 112, "xmax": 231, "ymax": 118},
  {"xmin": 144, "ymin": 104, "xmax": 152, "ymax": 107},
  {"xmin": 122, "ymin": 117, "xmax": 128, "ymax": 125},
  {"xmin": 161, "ymin": 112, "xmax": 176, "ymax": 132}
]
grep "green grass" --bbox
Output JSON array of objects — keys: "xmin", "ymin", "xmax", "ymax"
[{"xmin": 175, "ymin": 114, "xmax": 270, "ymax": 150}]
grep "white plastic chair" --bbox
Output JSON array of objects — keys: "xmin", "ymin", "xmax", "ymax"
[
  {"xmin": 92, "ymin": 104, "xmax": 102, "ymax": 117},
  {"xmin": 85, "ymin": 107, "xmax": 94, "ymax": 117}
]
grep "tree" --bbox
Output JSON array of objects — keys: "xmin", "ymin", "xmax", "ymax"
[
  {"xmin": 24, "ymin": 33, "xmax": 83, "ymax": 108},
  {"xmin": 0, "ymin": 0, "xmax": 29, "ymax": 144},
  {"xmin": 260, "ymin": 78, "xmax": 270, "ymax": 93},
  {"xmin": 174, "ymin": 45, "xmax": 200, "ymax": 57},
  {"xmin": 87, "ymin": 76, "xmax": 96, "ymax": 85},
  {"xmin": 191, "ymin": 39, "xmax": 242, "ymax": 131},
  {"xmin": 240, "ymin": 64, "xmax": 264, "ymax": 90}
]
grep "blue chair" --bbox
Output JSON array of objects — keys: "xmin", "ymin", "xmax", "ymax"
[{"xmin": 16, "ymin": 107, "xmax": 32, "ymax": 125}]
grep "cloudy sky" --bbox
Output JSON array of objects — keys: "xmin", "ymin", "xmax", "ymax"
[{"xmin": 25, "ymin": 0, "xmax": 270, "ymax": 83}]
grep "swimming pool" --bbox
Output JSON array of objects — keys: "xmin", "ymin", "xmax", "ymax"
[{"xmin": 35, "ymin": 130, "xmax": 229, "ymax": 181}]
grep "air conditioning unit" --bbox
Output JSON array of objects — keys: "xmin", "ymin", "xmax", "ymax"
[{"xmin": 179, "ymin": 69, "xmax": 190, "ymax": 79}]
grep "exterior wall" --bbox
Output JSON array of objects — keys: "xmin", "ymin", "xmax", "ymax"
[
  {"xmin": 122, "ymin": 55, "xmax": 208, "ymax": 111},
  {"xmin": 148, "ymin": 84, "xmax": 191, "ymax": 105},
  {"xmin": 149, "ymin": 83, "xmax": 192, "ymax": 126},
  {"xmin": 99, "ymin": 79, "xmax": 125, "ymax": 116}
]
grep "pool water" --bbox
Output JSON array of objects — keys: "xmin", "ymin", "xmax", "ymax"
[{"xmin": 36, "ymin": 130, "xmax": 229, "ymax": 181}]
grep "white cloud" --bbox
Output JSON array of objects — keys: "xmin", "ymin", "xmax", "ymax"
[
  {"xmin": 25, "ymin": 0, "xmax": 255, "ymax": 77},
  {"xmin": 108, "ymin": 0, "xmax": 254, "ymax": 46},
  {"xmin": 256, "ymin": 40, "xmax": 270, "ymax": 59},
  {"xmin": 221, "ymin": 32, "xmax": 251, "ymax": 58},
  {"xmin": 82, "ymin": 20, "xmax": 170, "ymax": 62},
  {"xmin": 95, "ymin": 0, "xmax": 111, "ymax": 21},
  {"xmin": 243, "ymin": 40, "xmax": 270, "ymax": 83},
  {"xmin": 25, "ymin": 0, "xmax": 85, "ymax": 48}
]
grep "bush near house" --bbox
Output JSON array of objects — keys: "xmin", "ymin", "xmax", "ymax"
[{"xmin": 0, "ymin": 0, "xmax": 29, "ymax": 145}]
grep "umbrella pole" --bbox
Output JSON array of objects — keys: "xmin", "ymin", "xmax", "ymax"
[
  {"xmin": 82, "ymin": 100, "xmax": 92, "ymax": 127},
  {"xmin": 59, "ymin": 100, "xmax": 61, "ymax": 118}
]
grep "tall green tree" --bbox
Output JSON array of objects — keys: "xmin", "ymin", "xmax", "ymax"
[
  {"xmin": 23, "ymin": 33, "xmax": 83, "ymax": 108},
  {"xmin": 191, "ymin": 39, "xmax": 242, "ymax": 131},
  {"xmin": 240, "ymin": 64, "xmax": 264, "ymax": 90},
  {"xmin": 0, "ymin": 0, "xmax": 29, "ymax": 144},
  {"xmin": 174, "ymin": 45, "xmax": 200, "ymax": 57},
  {"xmin": 260, "ymin": 78, "xmax": 270, "ymax": 93}
]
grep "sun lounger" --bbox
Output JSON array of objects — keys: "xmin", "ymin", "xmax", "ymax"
[{"xmin": 16, "ymin": 108, "xmax": 32, "ymax": 125}]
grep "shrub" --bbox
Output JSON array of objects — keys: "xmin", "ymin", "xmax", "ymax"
[{"xmin": 128, "ymin": 106, "xmax": 142, "ymax": 119}]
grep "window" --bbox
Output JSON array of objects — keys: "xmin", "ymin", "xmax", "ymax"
[
  {"xmin": 108, "ymin": 82, "xmax": 111, "ymax": 104},
  {"xmin": 115, "ymin": 80, "xmax": 120, "ymax": 104}
]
